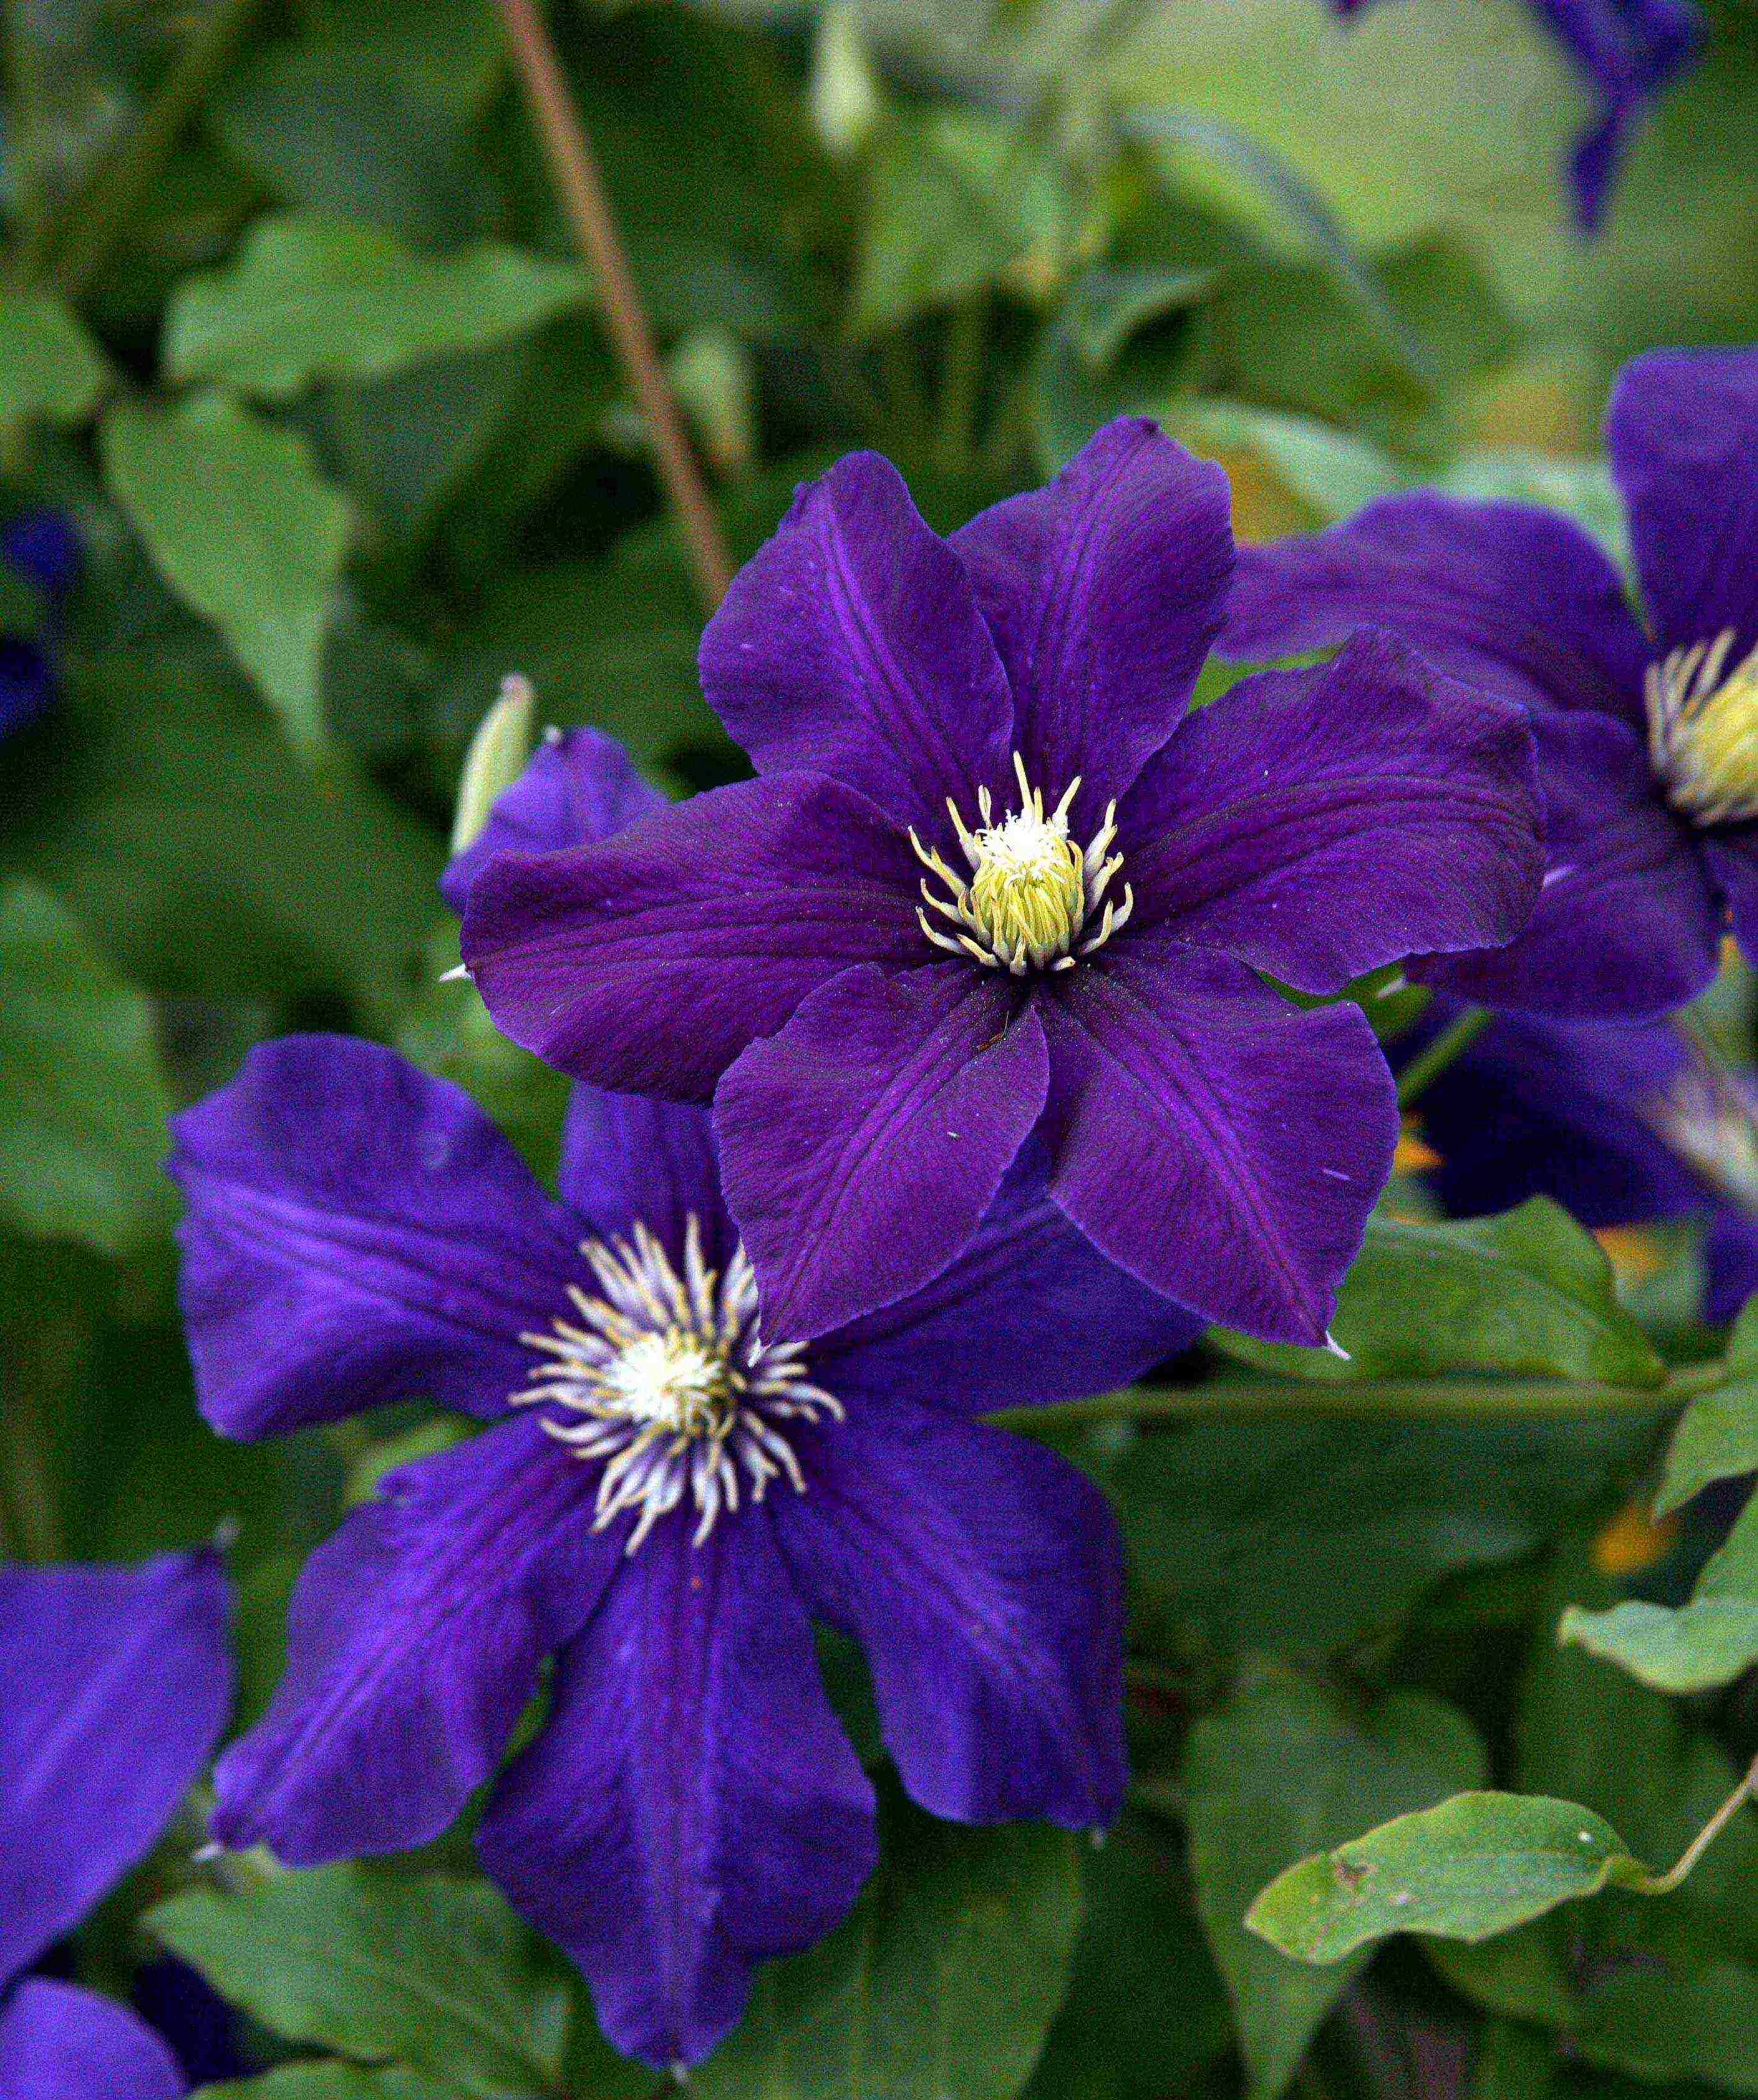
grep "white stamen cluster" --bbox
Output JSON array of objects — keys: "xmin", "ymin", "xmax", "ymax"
[
  {"xmin": 1645, "ymin": 629, "xmax": 1758, "ymax": 826},
  {"xmin": 1652, "ymin": 1071, "xmax": 1758, "ymax": 1215},
  {"xmin": 516, "ymin": 1218, "xmax": 840, "ymax": 1554},
  {"xmin": 910, "ymin": 753, "xmax": 1133, "ymax": 974}
]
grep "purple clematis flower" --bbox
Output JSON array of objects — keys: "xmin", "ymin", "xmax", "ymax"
[
  {"xmin": 0, "ymin": 1550, "xmax": 232, "ymax": 2100},
  {"xmin": 1404, "ymin": 1002, "xmax": 1758, "ymax": 1323},
  {"xmin": 0, "ymin": 510, "xmax": 80, "ymax": 741},
  {"xmin": 459, "ymin": 418, "xmax": 1543, "ymax": 1348},
  {"xmin": 1328, "ymin": 0, "xmax": 1701, "ymax": 231},
  {"xmin": 171, "ymin": 727, "xmax": 1199, "ymax": 2071},
  {"xmin": 1226, "ymin": 348, "xmax": 1758, "ymax": 1025}
]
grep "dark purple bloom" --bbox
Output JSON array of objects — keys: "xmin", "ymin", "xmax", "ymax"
[
  {"xmin": 1226, "ymin": 348, "xmax": 1758, "ymax": 1025},
  {"xmin": 1404, "ymin": 1002, "xmax": 1758, "ymax": 1323},
  {"xmin": 0, "ymin": 1551, "xmax": 232, "ymax": 2099},
  {"xmin": 1329, "ymin": 0, "xmax": 1701, "ymax": 229},
  {"xmin": 170, "ymin": 727, "xmax": 1197, "ymax": 2071},
  {"xmin": 459, "ymin": 419, "xmax": 1542, "ymax": 1347},
  {"xmin": 0, "ymin": 509, "xmax": 80, "ymax": 742}
]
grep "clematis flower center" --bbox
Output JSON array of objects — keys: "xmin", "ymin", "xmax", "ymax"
[
  {"xmin": 911, "ymin": 753, "xmax": 1133, "ymax": 974},
  {"xmin": 1645, "ymin": 630, "xmax": 1758, "ymax": 826},
  {"xmin": 516, "ymin": 1218, "xmax": 840, "ymax": 1554}
]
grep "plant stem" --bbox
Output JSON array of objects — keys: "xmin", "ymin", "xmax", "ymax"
[
  {"xmin": 1628, "ymin": 1756, "xmax": 1758, "ymax": 1896},
  {"xmin": 494, "ymin": 0, "xmax": 734, "ymax": 614},
  {"xmin": 994, "ymin": 1359, "xmax": 1718, "ymax": 1431},
  {"xmin": 50, "ymin": 0, "xmax": 267, "ymax": 300},
  {"xmin": 1396, "ymin": 1006, "xmax": 1491, "ymax": 1110}
]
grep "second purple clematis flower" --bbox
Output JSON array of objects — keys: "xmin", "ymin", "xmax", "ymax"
[
  {"xmin": 461, "ymin": 418, "xmax": 1544, "ymax": 1345},
  {"xmin": 1406, "ymin": 1002, "xmax": 1758, "ymax": 1324},
  {"xmin": 1226, "ymin": 347, "xmax": 1758, "ymax": 1026},
  {"xmin": 1328, "ymin": 0, "xmax": 1701, "ymax": 231},
  {"xmin": 172, "ymin": 730, "xmax": 1198, "ymax": 2071},
  {"xmin": 0, "ymin": 1550, "xmax": 232, "ymax": 2099}
]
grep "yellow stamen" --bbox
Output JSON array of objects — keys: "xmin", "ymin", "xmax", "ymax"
[
  {"xmin": 1645, "ymin": 630, "xmax": 1758, "ymax": 826},
  {"xmin": 910, "ymin": 752, "xmax": 1133, "ymax": 975}
]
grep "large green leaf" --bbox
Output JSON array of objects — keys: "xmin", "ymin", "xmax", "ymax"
[
  {"xmin": 197, "ymin": 2068, "xmax": 472, "ymax": 2099},
  {"xmin": 0, "ymin": 645, "xmax": 440, "ymax": 1013},
  {"xmin": 1111, "ymin": 1409, "xmax": 1650, "ymax": 1654},
  {"xmin": 1176, "ymin": 1675, "xmax": 1484, "ymax": 2100},
  {"xmin": 1246, "ymin": 1793, "xmax": 1650, "ymax": 1964},
  {"xmin": 694, "ymin": 1787, "xmax": 1082, "ymax": 2100},
  {"xmin": 166, "ymin": 214, "xmax": 587, "ymax": 400},
  {"xmin": 101, "ymin": 392, "xmax": 350, "ymax": 755},
  {"xmin": 0, "ymin": 880, "xmax": 172, "ymax": 1258},
  {"xmin": 1024, "ymin": 1809, "xmax": 1231, "ymax": 2100},
  {"xmin": 0, "ymin": 290, "xmax": 110, "ymax": 424},
  {"xmin": 1217, "ymin": 1199, "xmax": 1666, "ymax": 1387},
  {"xmin": 150, "ymin": 1864, "xmax": 586, "ymax": 2100}
]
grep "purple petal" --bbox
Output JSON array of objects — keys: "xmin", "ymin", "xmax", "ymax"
[
  {"xmin": 699, "ymin": 453, "xmax": 1015, "ymax": 840},
  {"xmin": 212, "ymin": 1417, "xmax": 619, "ymax": 1866},
  {"xmin": 1609, "ymin": 346, "xmax": 1758, "ymax": 658},
  {"xmin": 1540, "ymin": 0, "xmax": 1703, "ymax": 232},
  {"xmin": 0, "ymin": 1553, "xmax": 231, "ymax": 1992},
  {"xmin": 1121, "ymin": 630, "xmax": 1542, "ymax": 994},
  {"xmin": 462, "ymin": 773, "xmax": 923, "ymax": 1098},
  {"xmin": 440, "ymin": 726, "xmax": 667, "ymax": 913},
  {"xmin": 813, "ymin": 1135, "xmax": 1200, "ymax": 1411},
  {"xmin": 1223, "ymin": 489, "xmax": 1650, "ymax": 727},
  {"xmin": 951, "ymin": 417, "xmax": 1232, "ymax": 813},
  {"xmin": 557, "ymin": 1087, "xmax": 734, "ymax": 1266},
  {"xmin": 1706, "ymin": 832, "xmax": 1758, "ymax": 964},
  {"xmin": 477, "ymin": 1513, "xmax": 875, "ymax": 2070},
  {"xmin": 1414, "ymin": 709, "xmax": 1721, "ymax": 1017},
  {"xmin": 775, "ymin": 1396, "xmax": 1127, "ymax": 1827},
  {"xmin": 1039, "ymin": 941, "xmax": 1398, "ymax": 1344},
  {"xmin": 171, "ymin": 1036, "xmax": 581, "ymax": 1439},
  {"xmin": 0, "ymin": 1979, "xmax": 185, "ymax": 2100},
  {"xmin": 715, "ymin": 962, "xmax": 1049, "ymax": 1341}
]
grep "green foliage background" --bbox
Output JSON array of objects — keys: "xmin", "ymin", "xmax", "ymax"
[{"xmin": 7, "ymin": 1, "xmax": 1758, "ymax": 2095}]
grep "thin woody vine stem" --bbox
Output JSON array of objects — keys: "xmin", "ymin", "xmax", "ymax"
[{"xmin": 493, "ymin": 0, "xmax": 735, "ymax": 614}]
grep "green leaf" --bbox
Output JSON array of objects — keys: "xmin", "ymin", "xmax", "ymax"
[
  {"xmin": 1560, "ymin": 1498, "xmax": 1758, "ymax": 1693},
  {"xmin": 196, "ymin": 2067, "xmax": 472, "ymax": 2099},
  {"xmin": 1217, "ymin": 1199, "xmax": 1667, "ymax": 1387},
  {"xmin": 1658, "ymin": 1378, "xmax": 1758, "ymax": 1516},
  {"xmin": 0, "ymin": 645, "xmax": 441, "ymax": 1015},
  {"xmin": 1024, "ymin": 1809, "xmax": 1231, "ymax": 2100},
  {"xmin": 1177, "ymin": 1675, "xmax": 1484, "ymax": 2100},
  {"xmin": 0, "ymin": 290, "xmax": 111, "ymax": 424},
  {"xmin": 1657, "ymin": 1310, "xmax": 1758, "ymax": 1514},
  {"xmin": 1112, "ymin": 1411, "xmax": 1652, "ymax": 1654},
  {"xmin": 149, "ymin": 1864, "xmax": 573, "ymax": 2100},
  {"xmin": 166, "ymin": 214, "xmax": 589, "ymax": 400},
  {"xmin": 100, "ymin": 393, "xmax": 350, "ymax": 755},
  {"xmin": 852, "ymin": 111, "xmax": 1069, "ymax": 336},
  {"xmin": 1246, "ymin": 1793, "xmax": 1649, "ymax": 1964},
  {"xmin": 0, "ymin": 880, "xmax": 172, "ymax": 1258},
  {"xmin": 1560, "ymin": 1596, "xmax": 1758, "ymax": 1696},
  {"xmin": 693, "ymin": 1785, "xmax": 1082, "ymax": 2099}
]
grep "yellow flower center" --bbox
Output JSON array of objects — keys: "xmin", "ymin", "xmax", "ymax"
[
  {"xmin": 1645, "ymin": 630, "xmax": 1758, "ymax": 826},
  {"xmin": 910, "ymin": 753, "xmax": 1133, "ymax": 974}
]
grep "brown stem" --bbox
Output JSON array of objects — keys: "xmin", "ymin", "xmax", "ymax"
[{"xmin": 494, "ymin": 0, "xmax": 734, "ymax": 613}]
